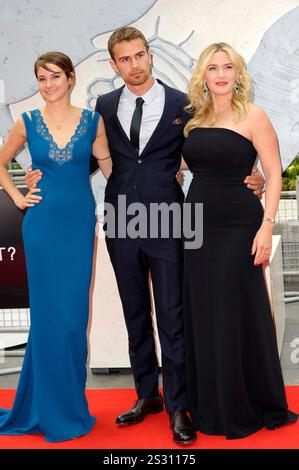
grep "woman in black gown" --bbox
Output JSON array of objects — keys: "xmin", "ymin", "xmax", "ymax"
[{"xmin": 182, "ymin": 42, "xmax": 297, "ymax": 439}]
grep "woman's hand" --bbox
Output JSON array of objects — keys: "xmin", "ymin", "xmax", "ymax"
[
  {"xmin": 251, "ymin": 222, "xmax": 273, "ymax": 266},
  {"xmin": 244, "ymin": 165, "xmax": 265, "ymax": 198},
  {"xmin": 25, "ymin": 168, "xmax": 43, "ymax": 189},
  {"xmin": 176, "ymin": 170, "xmax": 185, "ymax": 186},
  {"xmin": 14, "ymin": 188, "xmax": 42, "ymax": 210}
]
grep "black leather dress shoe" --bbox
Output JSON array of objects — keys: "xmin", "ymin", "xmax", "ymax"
[
  {"xmin": 115, "ymin": 394, "xmax": 164, "ymax": 425},
  {"xmin": 169, "ymin": 410, "xmax": 197, "ymax": 445}
]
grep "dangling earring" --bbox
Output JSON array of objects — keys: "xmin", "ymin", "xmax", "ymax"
[
  {"xmin": 203, "ymin": 81, "xmax": 209, "ymax": 95},
  {"xmin": 234, "ymin": 80, "xmax": 239, "ymax": 94}
]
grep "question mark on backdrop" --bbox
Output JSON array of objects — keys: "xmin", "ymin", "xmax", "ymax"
[
  {"xmin": 8, "ymin": 247, "xmax": 16, "ymax": 260},
  {"xmin": 0, "ymin": 247, "xmax": 17, "ymax": 261}
]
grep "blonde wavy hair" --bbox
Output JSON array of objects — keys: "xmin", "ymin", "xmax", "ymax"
[{"xmin": 184, "ymin": 42, "xmax": 253, "ymax": 136}]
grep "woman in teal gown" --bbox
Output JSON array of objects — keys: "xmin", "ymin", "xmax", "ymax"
[{"xmin": 0, "ymin": 52, "xmax": 110, "ymax": 442}]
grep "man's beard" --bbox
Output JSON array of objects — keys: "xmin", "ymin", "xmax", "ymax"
[{"xmin": 127, "ymin": 69, "xmax": 151, "ymax": 86}]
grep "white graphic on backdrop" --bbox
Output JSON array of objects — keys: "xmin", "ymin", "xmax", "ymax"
[{"xmin": 8, "ymin": 0, "xmax": 299, "ymax": 210}]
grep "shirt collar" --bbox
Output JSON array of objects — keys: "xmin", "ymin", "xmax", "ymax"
[{"xmin": 122, "ymin": 79, "xmax": 163, "ymax": 105}]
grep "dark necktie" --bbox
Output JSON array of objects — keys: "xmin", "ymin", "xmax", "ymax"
[{"xmin": 130, "ymin": 97, "xmax": 144, "ymax": 151}]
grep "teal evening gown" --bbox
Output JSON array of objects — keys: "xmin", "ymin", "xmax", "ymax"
[{"xmin": 0, "ymin": 109, "xmax": 99, "ymax": 442}]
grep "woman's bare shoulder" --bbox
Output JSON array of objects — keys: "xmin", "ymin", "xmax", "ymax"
[
  {"xmin": 247, "ymin": 103, "xmax": 276, "ymax": 138},
  {"xmin": 247, "ymin": 102, "xmax": 269, "ymax": 121}
]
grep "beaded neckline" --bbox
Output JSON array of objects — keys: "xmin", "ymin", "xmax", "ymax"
[{"xmin": 32, "ymin": 108, "xmax": 89, "ymax": 166}]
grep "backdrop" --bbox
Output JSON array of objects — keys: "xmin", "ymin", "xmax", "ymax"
[{"xmin": 0, "ymin": 0, "xmax": 298, "ymax": 207}]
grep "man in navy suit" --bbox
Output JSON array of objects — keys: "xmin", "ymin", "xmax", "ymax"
[
  {"xmin": 94, "ymin": 27, "xmax": 196, "ymax": 445},
  {"xmin": 26, "ymin": 26, "xmax": 264, "ymax": 444},
  {"xmin": 94, "ymin": 27, "xmax": 264, "ymax": 445}
]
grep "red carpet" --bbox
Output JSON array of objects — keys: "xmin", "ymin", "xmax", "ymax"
[{"xmin": 0, "ymin": 387, "xmax": 298, "ymax": 449}]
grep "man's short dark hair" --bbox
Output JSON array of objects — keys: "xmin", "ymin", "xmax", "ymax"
[{"xmin": 108, "ymin": 26, "xmax": 149, "ymax": 60}]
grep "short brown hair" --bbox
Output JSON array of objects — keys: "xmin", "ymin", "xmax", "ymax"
[
  {"xmin": 34, "ymin": 51, "xmax": 75, "ymax": 81},
  {"xmin": 108, "ymin": 27, "xmax": 149, "ymax": 60}
]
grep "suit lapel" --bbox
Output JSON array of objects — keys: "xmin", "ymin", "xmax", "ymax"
[
  {"xmin": 140, "ymin": 80, "xmax": 181, "ymax": 158},
  {"xmin": 108, "ymin": 86, "xmax": 137, "ymax": 155},
  {"xmin": 107, "ymin": 80, "xmax": 181, "ymax": 158}
]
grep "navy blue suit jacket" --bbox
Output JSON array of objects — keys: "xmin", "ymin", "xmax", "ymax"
[{"xmin": 94, "ymin": 80, "xmax": 190, "ymax": 205}]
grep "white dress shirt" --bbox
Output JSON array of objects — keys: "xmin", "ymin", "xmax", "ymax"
[{"xmin": 117, "ymin": 79, "xmax": 165, "ymax": 154}]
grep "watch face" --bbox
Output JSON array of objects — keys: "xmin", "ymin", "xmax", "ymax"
[{"xmin": 0, "ymin": 187, "xmax": 29, "ymax": 309}]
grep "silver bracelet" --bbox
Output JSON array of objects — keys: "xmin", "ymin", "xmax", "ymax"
[{"xmin": 263, "ymin": 216, "xmax": 275, "ymax": 224}]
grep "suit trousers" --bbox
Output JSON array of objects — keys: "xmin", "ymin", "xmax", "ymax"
[{"xmin": 105, "ymin": 232, "xmax": 187, "ymax": 413}]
